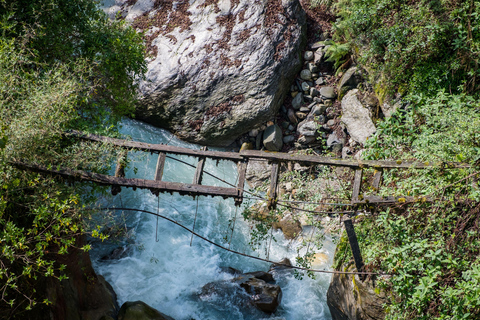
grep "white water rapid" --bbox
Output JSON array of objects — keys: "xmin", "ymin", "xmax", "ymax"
[{"xmin": 90, "ymin": 119, "xmax": 335, "ymax": 320}]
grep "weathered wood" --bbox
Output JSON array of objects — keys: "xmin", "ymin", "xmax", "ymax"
[
  {"xmin": 154, "ymin": 152, "xmax": 166, "ymax": 181},
  {"xmin": 112, "ymin": 150, "xmax": 127, "ymax": 196},
  {"xmin": 268, "ymin": 162, "xmax": 280, "ymax": 209},
  {"xmin": 352, "ymin": 195, "xmax": 432, "ymax": 205},
  {"xmin": 13, "ymin": 161, "xmax": 239, "ymax": 199},
  {"xmin": 235, "ymin": 161, "xmax": 247, "ymax": 206},
  {"xmin": 351, "ymin": 169, "xmax": 363, "ymax": 204},
  {"xmin": 343, "ymin": 218, "xmax": 365, "ymax": 280},
  {"xmin": 239, "ymin": 150, "xmax": 469, "ymax": 169},
  {"xmin": 69, "ymin": 130, "xmax": 243, "ymax": 161},
  {"xmin": 372, "ymin": 169, "xmax": 382, "ymax": 191},
  {"xmin": 193, "ymin": 147, "xmax": 207, "ymax": 185}
]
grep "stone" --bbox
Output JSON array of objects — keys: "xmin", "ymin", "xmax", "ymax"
[
  {"xmin": 327, "ymin": 263, "xmax": 386, "ymax": 320},
  {"xmin": 269, "ymin": 258, "xmax": 293, "ymax": 275},
  {"xmin": 102, "ymin": 0, "xmax": 307, "ymax": 147},
  {"xmin": 314, "ymin": 49, "xmax": 324, "ymax": 65},
  {"xmin": 285, "ymin": 182, "xmax": 293, "ymax": 192},
  {"xmin": 314, "ymin": 115, "xmax": 326, "ymax": 125},
  {"xmin": 292, "ymin": 92, "xmax": 304, "ymax": 110},
  {"xmin": 337, "ymin": 66, "xmax": 359, "ymax": 92},
  {"xmin": 256, "ymin": 133, "xmax": 263, "ymax": 150},
  {"xmin": 273, "ymin": 213, "xmax": 302, "ymax": 239},
  {"xmin": 263, "ymin": 124, "xmax": 283, "ymax": 151},
  {"xmin": 300, "ymin": 69, "xmax": 312, "ymax": 81},
  {"xmin": 319, "ymin": 87, "xmax": 337, "ymax": 99},
  {"xmin": 342, "ymin": 146, "xmax": 353, "ymax": 159},
  {"xmin": 326, "ymin": 119, "xmax": 336, "ymax": 128},
  {"xmin": 295, "ymin": 112, "xmax": 307, "ymax": 120},
  {"xmin": 381, "ymin": 100, "xmax": 402, "ymax": 118},
  {"xmin": 311, "ymin": 41, "xmax": 326, "ymax": 50},
  {"xmin": 301, "ymin": 81, "xmax": 310, "ymax": 92},
  {"xmin": 304, "ymin": 95, "xmax": 313, "ymax": 102},
  {"xmin": 246, "ymin": 160, "xmax": 271, "ymax": 188},
  {"xmin": 326, "ymin": 132, "xmax": 345, "ymax": 147},
  {"xmin": 240, "ymin": 142, "xmax": 254, "ymax": 151},
  {"xmin": 283, "ymin": 135, "xmax": 295, "ymax": 144},
  {"xmin": 310, "ymin": 87, "xmax": 319, "ymax": 97},
  {"xmin": 308, "ymin": 62, "xmax": 318, "ymax": 73},
  {"xmin": 341, "ymin": 89, "xmax": 376, "ymax": 145},
  {"xmin": 315, "ymin": 77, "xmax": 325, "ymax": 86},
  {"xmin": 101, "ymin": 245, "xmax": 133, "ymax": 261},
  {"xmin": 118, "ymin": 301, "xmax": 175, "ymax": 320},
  {"xmin": 288, "ymin": 124, "xmax": 295, "ymax": 131},
  {"xmin": 297, "ymin": 119, "xmax": 318, "ymax": 137},
  {"xmin": 304, "ymin": 50, "xmax": 314, "ymax": 61},
  {"xmin": 281, "ymin": 121, "xmax": 290, "ymax": 129},
  {"xmin": 249, "ymin": 129, "xmax": 259, "ymax": 137},
  {"xmin": 299, "ymin": 107, "xmax": 311, "ymax": 113},
  {"xmin": 298, "ymin": 136, "xmax": 316, "ymax": 144},
  {"xmin": 245, "ymin": 271, "xmax": 275, "ymax": 283},
  {"xmin": 312, "ymin": 104, "xmax": 327, "ymax": 116},
  {"xmin": 287, "ymin": 108, "xmax": 298, "ymax": 123}
]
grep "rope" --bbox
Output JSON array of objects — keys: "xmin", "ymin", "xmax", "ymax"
[
  {"xmin": 155, "ymin": 196, "xmax": 160, "ymax": 242},
  {"xmin": 229, "ymin": 205, "xmax": 238, "ymax": 249},
  {"xmin": 97, "ymin": 207, "xmax": 387, "ymax": 276}
]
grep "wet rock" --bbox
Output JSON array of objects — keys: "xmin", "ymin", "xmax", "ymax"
[
  {"xmin": 263, "ymin": 124, "xmax": 283, "ymax": 151},
  {"xmin": 245, "ymin": 271, "xmax": 275, "ymax": 283},
  {"xmin": 101, "ymin": 245, "xmax": 134, "ymax": 261},
  {"xmin": 104, "ymin": 0, "xmax": 307, "ymax": 147},
  {"xmin": 273, "ymin": 213, "xmax": 302, "ymax": 240},
  {"xmin": 300, "ymin": 69, "xmax": 312, "ymax": 81},
  {"xmin": 269, "ymin": 258, "xmax": 293, "ymax": 275},
  {"xmin": 320, "ymin": 87, "xmax": 337, "ymax": 99},
  {"xmin": 292, "ymin": 92, "xmax": 304, "ymax": 110},
  {"xmin": 118, "ymin": 301, "xmax": 175, "ymax": 320},
  {"xmin": 341, "ymin": 89, "xmax": 376, "ymax": 145}
]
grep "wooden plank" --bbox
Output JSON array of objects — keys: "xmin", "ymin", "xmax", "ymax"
[
  {"xmin": 235, "ymin": 161, "xmax": 247, "ymax": 206},
  {"xmin": 352, "ymin": 195, "xmax": 432, "ymax": 205},
  {"xmin": 372, "ymin": 169, "xmax": 382, "ymax": 191},
  {"xmin": 351, "ymin": 168, "xmax": 363, "ymax": 204},
  {"xmin": 343, "ymin": 219, "xmax": 365, "ymax": 280},
  {"xmin": 239, "ymin": 150, "xmax": 469, "ymax": 169},
  {"xmin": 154, "ymin": 152, "xmax": 166, "ymax": 181},
  {"xmin": 267, "ymin": 162, "xmax": 280, "ymax": 209},
  {"xmin": 193, "ymin": 147, "xmax": 207, "ymax": 185},
  {"xmin": 68, "ymin": 130, "xmax": 243, "ymax": 161},
  {"xmin": 13, "ymin": 161, "xmax": 239, "ymax": 199}
]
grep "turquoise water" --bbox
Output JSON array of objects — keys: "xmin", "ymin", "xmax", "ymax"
[{"xmin": 90, "ymin": 119, "xmax": 334, "ymax": 320}]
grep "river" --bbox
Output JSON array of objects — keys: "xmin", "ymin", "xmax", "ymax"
[{"xmin": 90, "ymin": 119, "xmax": 334, "ymax": 320}]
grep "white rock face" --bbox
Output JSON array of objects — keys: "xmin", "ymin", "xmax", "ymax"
[
  {"xmin": 341, "ymin": 89, "xmax": 376, "ymax": 145},
  {"xmin": 101, "ymin": 0, "xmax": 306, "ymax": 146}
]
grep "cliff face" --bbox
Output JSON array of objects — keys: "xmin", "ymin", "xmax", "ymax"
[{"xmin": 327, "ymin": 262, "xmax": 387, "ymax": 320}]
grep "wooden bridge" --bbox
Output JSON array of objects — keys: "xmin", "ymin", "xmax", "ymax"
[{"xmin": 14, "ymin": 130, "xmax": 468, "ymax": 208}]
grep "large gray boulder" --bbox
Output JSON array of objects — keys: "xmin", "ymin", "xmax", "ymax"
[
  {"xmin": 341, "ymin": 89, "xmax": 376, "ymax": 145},
  {"xmin": 101, "ymin": 0, "xmax": 306, "ymax": 146}
]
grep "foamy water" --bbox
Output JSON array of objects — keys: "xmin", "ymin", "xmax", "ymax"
[{"xmin": 90, "ymin": 119, "xmax": 334, "ymax": 320}]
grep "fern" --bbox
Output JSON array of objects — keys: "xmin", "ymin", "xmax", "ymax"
[{"xmin": 324, "ymin": 42, "xmax": 351, "ymax": 73}]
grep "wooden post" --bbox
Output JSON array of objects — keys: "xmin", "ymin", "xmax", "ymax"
[
  {"xmin": 111, "ymin": 150, "xmax": 127, "ymax": 195},
  {"xmin": 372, "ymin": 169, "xmax": 383, "ymax": 192},
  {"xmin": 351, "ymin": 168, "xmax": 363, "ymax": 204},
  {"xmin": 193, "ymin": 147, "xmax": 207, "ymax": 185},
  {"xmin": 343, "ymin": 218, "xmax": 366, "ymax": 281},
  {"xmin": 235, "ymin": 161, "xmax": 247, "ymax": 206},
  {"xmin": 267, "ymin": 162, "xmax": 280, "ymax": 209},
  {"xmin": 154, "ymin": 152, "xmax": 166, "ymax": 181}
]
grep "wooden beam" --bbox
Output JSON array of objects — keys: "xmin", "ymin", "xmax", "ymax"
[
  {"xmin": 239, "ymin": 150, "xmax": 469, "ymax": 169},
  {"xmin": 343, "ymin": 218, "xmax": 365, "ymax": 280},
  {"xmin": 267, "ymin": 162, "xmax": 280, "ymax": 209},
  {"xmin": 68, "ymin": 130, "xmax": 243, "ymax": 161},
  {"xmin": 372, "ymin": 169, "xmax": 382, "ymax": 192},
  {"xmin": 193, "ymin": 147, "xmax": 207, "ymax": 185},
  {"xmin": 235, "ymin": 161, "xmax": 247, "ymax": 206},
  {"xmin": 351, "ymin": 168, "xmax": 363, "ymax": 204},
  {"xmin": 13, "ymin": 161, "xmax": 239, "ymax": 199},
  {"xmin": 154, "ymin": 152, "xmax": 166, "ymax": 181}
]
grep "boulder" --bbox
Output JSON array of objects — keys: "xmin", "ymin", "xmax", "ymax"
[
  {"xmin": 287, "ymin": 108, "xmax": 298, "ymax": 123},
  {"xmin": 327, "ymin": 263, "xmax": 387, "ymax": 320},
  {"xmin": 273, "ymin": 213, "xmax": 302, "ymax": 239},
  {"xmin": 102, "ymin": 0, "xmax": 307, "ymax": 146},
  {"xmin": 263, "ymin": 124, "xmax": 283, "ymax": 151},
  {"xmin": 381, "ymin": 100, "xmax": 401, "ymax": 118},
  {"xmin": 337, "ymin": 66, "xmax": 360, "ymax": 92},
  {"xmin": 118, "ymin": 301, "xmax": 175, "ymax": 320},
  {"xmin": 300, "ymin": 69, "xmax": 312, "ymax": 81},
  {"xmin": 326, "ymin": 132, "xmax": 345, "ymax": 147},
  {"xmin": 304, "ymin": 51, "xmax": 314, "ymax": 61},
  {"xmin": 341, "ymin": 89, "xmax": 376, "ymax": 145}
]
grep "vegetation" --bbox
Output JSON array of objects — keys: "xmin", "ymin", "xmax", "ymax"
[
  {"xmin": 0, "ymin": 0, "xmax": 145, "ymax": 317},
  {"xmin": 325, "ymin": 0, "xmax": 480, "ymax": 318}
]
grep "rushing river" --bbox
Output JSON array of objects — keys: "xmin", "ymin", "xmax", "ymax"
[{"xmin": 90, "ymin": 119, "xmax": 334, "ymax": 320}]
